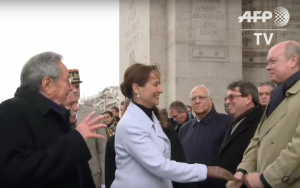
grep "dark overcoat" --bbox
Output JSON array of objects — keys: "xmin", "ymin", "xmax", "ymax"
[{"xmin": 0, "ymin": 86, "xmax": 95, "ymax": 188}]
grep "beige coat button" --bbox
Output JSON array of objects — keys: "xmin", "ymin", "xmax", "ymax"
[
  {"xmin": 271, "ymin": 140, "xmax": 274, "ymax": 144},
  {"xmin": 282, "ymin": 176, "xmax": 289, "ymax": 183}
]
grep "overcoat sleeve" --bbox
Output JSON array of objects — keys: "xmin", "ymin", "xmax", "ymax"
[{"xmin": 0, "ymin": 116, "xmax": 91, "ymax": 187}]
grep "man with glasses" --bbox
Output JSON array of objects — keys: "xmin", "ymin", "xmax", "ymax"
[
  {"xmin": 179, "ymin": 85, "xmax": 232, "ymax": 188},
  {"xmin": 218, "ymin": 81, "xmax": 264, "ymax": 188},
  {"xmin": 227, "ymin": 41, "xmax": 300, "ymax": 188}
]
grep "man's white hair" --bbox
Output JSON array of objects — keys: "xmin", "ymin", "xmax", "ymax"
[{"xmin": 190, "ymin": 85, "xmax": 211, "ymax": 98}]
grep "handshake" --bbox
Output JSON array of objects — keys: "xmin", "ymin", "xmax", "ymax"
[
  {"xmin": 226, "ymin": 172, "xmax": 264, "ymax": 188},
  {"xmin": 225, "ymin": 172, "xmax": 245, "ymax": 188}
]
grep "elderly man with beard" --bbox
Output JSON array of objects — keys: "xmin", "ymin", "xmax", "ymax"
[
  {"xmin": 179, "ymin": 85, "xmax": 233, "ymax": 188},
  {"xmin": 63, "ymin": 90, "xmax": 79, "ymax": 129},
  {"xmin": 0, "ymin": 52, "xmax": 106, "ymax": 188}
]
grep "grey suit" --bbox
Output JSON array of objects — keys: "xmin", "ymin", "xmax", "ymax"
[
  {"xmin": 77, "ymin": 105, "xmax": 107, "ymax": 188},
  {"xmin": 111, "ymin": 102, "xmax": 208, "ymax": 188}
]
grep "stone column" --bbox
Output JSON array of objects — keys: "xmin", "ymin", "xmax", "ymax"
[{"xmin": 165, "ymin": 0, "xmax": 243, "ymax": 111}]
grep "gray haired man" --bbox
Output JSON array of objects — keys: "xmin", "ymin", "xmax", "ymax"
[{"xmin": 0, "ymin": 52, "xmax": 106, "ymax": 188}]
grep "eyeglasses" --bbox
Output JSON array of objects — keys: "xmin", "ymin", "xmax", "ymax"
[
  {"xmin": 224, "ymin": 95, "xmax": 242, "ymax": 101},
  {"xmin": 190, "ymin": 95, "xmax": 210, "ymax": 102}
]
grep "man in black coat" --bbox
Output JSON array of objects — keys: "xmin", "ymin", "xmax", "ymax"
[
  {"xmin": 219, "ymin": 81, "xmax": 264, "ymax": 187},
  {"xmin": 0, "ymin": 52, "xmax": 106, "ymax": 188},
  {"xmin": 179, "ymin": 85, "xmax": 233, "ymax": 188}
]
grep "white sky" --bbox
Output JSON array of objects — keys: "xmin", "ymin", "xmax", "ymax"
[{"xmin": 0, "ymin": 1, "xmax": 119, "ymax": 101}]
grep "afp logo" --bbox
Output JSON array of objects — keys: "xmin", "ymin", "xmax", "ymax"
[{"xmin": 238, "ymin": 7, "xmax": 290, "ymax": 27}]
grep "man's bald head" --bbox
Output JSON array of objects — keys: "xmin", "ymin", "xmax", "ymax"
[
  {"xmin": 267, "ymin": 41, "xmax": 300, "ymax": 84},
  {"xmin": 190, "ymin": 85, "xmax": 212, "ymax": 117},
  {"xmin": 190, "ymin": 85, "xmax": 211, "ymax": 98}
]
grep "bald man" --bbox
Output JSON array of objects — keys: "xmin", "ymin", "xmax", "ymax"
[
  {"xmin": 227, "ymin": 41, "xmax": 300, "ymax": 188},
  {"xmin": 179, "ymin": 85, "xmax": 233, "ymax": 188}
]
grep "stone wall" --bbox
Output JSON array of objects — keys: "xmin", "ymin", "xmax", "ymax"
[{"xmin": 119, "ymin": 0, "xmax": 300, "ymax": 112}]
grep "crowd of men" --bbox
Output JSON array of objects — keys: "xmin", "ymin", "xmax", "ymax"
[{"xmin": 0, "ymin": 40, "xmax": 300, "ymax": 188}]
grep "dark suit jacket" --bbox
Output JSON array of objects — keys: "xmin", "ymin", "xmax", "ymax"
[
  {"xmin": 105, "ymin": 125, "xmax": 196, "ymax": 188},
  {"xmin": 218, "ymin": 106, "xmax": 264, "ymax": 187},
  {"xmin": 0, "ymin": 87, "xmax": 95, "ymax": 188}
]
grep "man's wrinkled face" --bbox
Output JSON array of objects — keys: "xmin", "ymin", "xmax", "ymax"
[
  {"xmin": 190, "ymin": 87, "xmax": 212, "ymax": 115},
  {"xmin": 72, "ymin": 83, "xmax": 80, "ymax": 100},
  {"xmin": 63, "ymin": 92, "xmax": 79, "ymax": 124},
  {"xmin": 43, "ymin": 62, "xmax": 72, "ymax": 105},
  {"xmin": 169, "ymin": 108, "xmax": 187, "ymax": 125}
]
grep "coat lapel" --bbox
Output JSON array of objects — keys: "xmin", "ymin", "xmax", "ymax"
[
  {"xmin": 221, "ymin": 119, "xmax": 248, "ymax": 152},
  {"xmin": 220, "ymin": 106, "xmax": 264, "ymax": 153},
  {"xmin": 258, "ymin": 97, "xmax": 287, "ymax": 141},
  {"xmin": 153, "ymin": 112, "xmax": 169, "ymax": 141},
  {"xmin": 127, "ymin": 102, "xmax": 169, "ymax": 142}
]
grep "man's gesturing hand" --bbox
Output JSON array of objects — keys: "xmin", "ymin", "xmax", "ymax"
[{"xmin": 76, "ymin": 111, "xmax": 107, "ymax": 141}]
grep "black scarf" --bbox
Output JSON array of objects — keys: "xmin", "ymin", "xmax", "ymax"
[{"xmin": 267, "ymin": 70, "xmax": 300, "ymax": 117}]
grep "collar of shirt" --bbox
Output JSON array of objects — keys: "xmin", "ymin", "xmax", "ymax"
[{"xmin": 193, "ymin": 109, "xmax": 216, "ymax": 127}]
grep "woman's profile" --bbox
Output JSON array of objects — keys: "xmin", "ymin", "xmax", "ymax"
[{"xmin": 111, "ymin": 63, "xmax": 234, "ymax": 188}]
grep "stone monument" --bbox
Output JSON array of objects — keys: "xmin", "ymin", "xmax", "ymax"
[{"xmin": 119, "ymin": 0, "xmax": 300, "ymax": 112}]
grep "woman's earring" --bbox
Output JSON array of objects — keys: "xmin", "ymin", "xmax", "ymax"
[{"xmin": 137, "ymin": 94, "xmax": 140, "ymax": 98}]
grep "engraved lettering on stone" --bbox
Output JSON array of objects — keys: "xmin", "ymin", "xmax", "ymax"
[
  {"xmin": 191, "ymin": 0, "xmax": 229, "ymax": 41},
  {"xmin": 126, "ymin": 19, "xmax": 139, "ymax": 38},
  {"xmin": 128, "ymin": 9, "xmax": 136, "ymax": 25},
  {"xmin": 129, "ymin": 0, "xmax": 135, "ymax": 10},
  {"xmin": 126, "ymin": 33, "xmax": 139, "ymax": 51}
]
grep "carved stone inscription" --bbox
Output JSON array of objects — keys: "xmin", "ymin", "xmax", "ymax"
[
  {"xmin": 125, "ymin": 0, "xmax": 140, "ymax": 52},
  {"xmin": 192, "ymin": 0, "xmax": 229, "ymax": 41},
  {"xmin": 124, "ymin": 0, "xmax": 141, "ymax": 66},
  {"xmin": 278, "ymin": 0, "xmax": 300, "ymax": 42}
]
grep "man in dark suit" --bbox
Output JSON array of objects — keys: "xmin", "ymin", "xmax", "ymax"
[
  {"xmin": 179, "ymin": 85, "xmax": 233, "ymax": 188},
  {"xmin": 219, "ymin": 81, "xmax": 264, "ymax": 187},
  {"xmin": 0, "ymin": 52, "xmax": 106, "ymax": 188}
]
